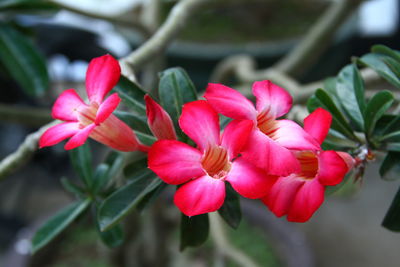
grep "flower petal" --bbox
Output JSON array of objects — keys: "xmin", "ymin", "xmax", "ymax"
[
  {"xmin": 317, "ymin": 150, "xmax": 349, "ymax": 186},
  {"xmin": 262, "ymin": 175, "xmax": 304, "ymax": 217},
  {"xmin": 174, "ymin": 175, "xmax": 225, "ymax": 216},
  {"xmin": 95, "ymin": 93, "xmax": 121, "ymax": 125},
  {"xmin": 51, "ymin": 89, "xmax": 85, "ymax": 121},
  {"xmin": 148, "ymin": 140, "xmax": 204, "ymax": 185},
  {"xmin": 303, "ymin": 108, "xmax": 332, "ymax": 144},
  {"xmin": 337, "ymin": 151, "xmax": 355, "ymax": 170},
  {"xmin": 204, "ymin": 83, "xmax": 257, "ymax": 120},
  {"xmin": 39, "ymin": 122, "xmax": 80, "ymax": 148},
  {"xmin": 64, "ymin": 124, "xmax": 96, "ymax": 150},
  {"xmin": 221, "ymin": 119, "xmax": 254, "ymax": 159},
  {"xmin": 252, "ymin": 80, "xmax": 292, "ymax": 118},
  {"xmin": 90, "ymin": 114, "xmax": 142, "ymax": 152},
  {"xmin": 241, "ymin": 129, "xmax": 301, "ymax": 176},
  {"xmin": 86, "ymin": 55, "xmax": 121, "ymax": 104},
  {"xmin": 145, "ymin": 94, "xmax": 177, "ymax": 140},
  {"xmin": 287, "ymin": 179, "xmax": 325, "ymax": 222},
  {"xmin": 226, "ymin": 158, "xmax": 276, "ymax": 199},
  {"xmin": 273, "ymin": 119, "xmax": 320, "ymax": 150},
  {"xmin": 179, "ymin": 100, "xmax": 220, "ymax": 151}
]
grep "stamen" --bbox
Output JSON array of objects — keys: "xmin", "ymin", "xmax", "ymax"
[
  {"xmin": 256, "ymin": 111, "xmax": 279, "ymax": 139},
  {"xmin": 201, "ymin": 146, "xmax": 231, "ymax": 179}
]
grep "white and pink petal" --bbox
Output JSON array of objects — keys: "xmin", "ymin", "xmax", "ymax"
[
  {"xmin": 39, "ymin": 122, "xmax": 81, "ymax": 148},
  {"xmin": 64, "ymin": 123, "xmax": 96, "ymax": 150},
  {"xmin": 221, "ymin": 119, "xmax": 254, "ymax": 159},
  {"xmin": 317, "ymin": 150, "xmax": 349, "ymax": 186},
  {"xmin": 51, "ymin": 89, "xmax": 85, "ymax": 121},
  {"xmin": 95, "ymin": 92, "xmax": 121, "ymax": 125},
  {"xmin": 303, "ymin": 108, "xmax": 332, "ymax": 145}
]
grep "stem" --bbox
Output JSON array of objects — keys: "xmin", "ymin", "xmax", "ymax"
[
  {"xmin": 209, "ymin": 212, "xmax": 260, "ymax": 267},
  {"xmin": 0, "ymin": 103, "xmax": 51, "ymax": 127}
]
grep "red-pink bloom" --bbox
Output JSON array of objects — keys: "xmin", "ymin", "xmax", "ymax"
[
  {"xmin": 145, "ymin": 95, "xmax": 177, "ymax": 140},
  {"xmin": 205, "ymin": 80, "xmax": 320, "ymax": 176},
  {"xmin": 261, "ymin": 108, "xmax": 354, "ymax": 222},
  {"xmin": 148, "ymin": 100, "xmax": 274, "ymax": 216},
  {"xmin": 40, "ymin": 55, "xmax": 146, "ymax": 152}
]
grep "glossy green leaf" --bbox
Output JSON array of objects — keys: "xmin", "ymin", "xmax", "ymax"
[
  {"xmin": 180, "ymin": 213, "xmax": 209, "ymax": 251},
  {"xmin": 218, "ymin": 184, "xmax": 241, "ymax": 229},
  {"xmin": 60, "ymin": 177, "xmax": 85, "ymax": 198},
  {"xmin": 113, "ymin": 76, "xmax": 147, "ymax": 115},
  {"xmin": 0, "ymin": 23, "xmax": 49, "ymax": 96},
  {"xmin": 158, "ymin": 67, "xmax": 197, "ymax": 127},
  {"xmin": 364, "ymin": 90, "xmax": 394, "ymax": 138},
  {"xmin": 97, "ymin": 223, "xmax": 124, "ymax": 248},
  {"xmin": 382, "ymin": 185, "xmax": 400, "ymax": 232},
  {"xmin": 114, "ymin": 111, "xmax": 151, "ymax": 134},
  {"xmin": 69, "ymin": 143, "xmax": 93, "ymax": 189},
  {"xmin": 358, "ymin": 53, "xmax": 400, "ymax": 88},
  {"xmin": 31, "ymin": 198, "xmax": 91, "ymax": 253},
  {"xmin": 336, "ymin": 64, "xmax": 365, "ymax": 130},
  {"xmin": 137, "ymin": 182, "xmax": 167, "ymax": 212},
  {"xmin": 372, "ymin": 45, "xmax": 400, "ymax": 62},
  {"xmin": 136, "ymin": 132, "xmax": 157, "ymax": 146},
  {"xmin": 98, "ymin": 171, "xmax": 161, "ymax": 231},
  {"xmin": 307, "ymin": 89, "xmax": 358, "ymax": 141},
  {"xmin": 123, "ymin": 157, "xmax": 148, "ymax": 178},
  {"xmin": 379, "ymin": 152, "xmax": 400, "ymax": 181}
]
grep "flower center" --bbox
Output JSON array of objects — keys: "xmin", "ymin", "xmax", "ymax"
[
  {"xmin": 256, "ymin": 111, "xmax": 279, "ymax": 139},
  {"xmin": 296, "ymin": 151, "xmax": 318, "ymax": 179},
  {"xmin": 201, "ymin": 146, "xmax": 231, "ymax": 179},
  {"xmin": 77, "ymin": 102, "xmax": 99, "ymax": 128}
]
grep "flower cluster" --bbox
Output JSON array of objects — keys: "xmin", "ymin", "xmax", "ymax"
[
  {"xmin": 40, "ymin": 55, "xmax": 353, "ymax": 222},
  {"xmin": 149, "ymin": 81, "xmax": 354, "ymax": 222}
]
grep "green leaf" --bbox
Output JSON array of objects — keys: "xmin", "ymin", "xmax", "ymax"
[
  {"xmin": 92, "ymin": 164, "xmax": 110, "ymax": 193},
  {"xmin": 137, "ymin": 182, "xmax": 168, "ymax": 212},
  {"xmin": 382, "ymin": 185, "xmax": 400, "ymax": 232},
  {"xmin": 114, "ymin": 111, "xmax": 151, "ymax": 135},
  {"xmin": 31, "ymin": 198, "xmax": 91, "ymax": 253},
  {"xmin": 158, "ymin": 67, "xmax": 197, "ymax": 127},
  {"xmin": 379, "ymin": 152, "xmax": 400, "ymax": 181},
  {"xmin": 136, "ymin": 132, "xmax": 157, "ymax": 146},
  {"xmin": 69, "ymin": 143, "xmax": 93, "ymax": 189},
  {"xmin": 60, "ymin": 177, "xmax": 85, "ymax": 198},
  {"xmin": 0, "ymin": 23, "xmax": 49, "ymax": 96},
  {"xmin": 123, "ymin": 157, "xmax": 148, "ymax": 178},
  {"xmin": 98, "ymin": 171, "xmax": 161, "ymax": 231},
  {"xmin": 336, "ymin": 64, "xmax": 366, "ymax": 130},
  {"xmin": 372, "ymin": 45, "xmax": 400, "ymax": 62},
  {"xmin": 307, "ymin": 89, "xmax": 358, "ymax": 141},
  {"xmin": 358, "ymin": 53, "xmax": 400, "ymax": 88},
  {"xmin": 364, "ymin": 90, "xmax": 394, "ymax": 139},
  {"xmin": 218, "ymin": 184, "xmax": 241, "ymax": 229},
  {"xmin": 97, "ymin": 223, "xmax": 124, "ymax": 248},
  {"xmin": 180, "ymin": 214, "xmax": 209, "ymax": 251},
  {"xmin": 113, "ymin": 76, "xmax": 147, "ymax": 115}
]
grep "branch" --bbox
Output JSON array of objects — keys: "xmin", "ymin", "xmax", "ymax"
[
  {"xmin": 273, "ymin": 0, "xmax": 364, "ymax": 77},
  {"xmin": 121, "ymin": 0, "xmax": 210, "ymax": 70},
  {"xmin": 0, "ymin": 104, "xmax": 51, "ymax": 127},
  {"xmin": 0, "ymin": 121, "xmax": 58, "ymax": 181},
  {"xmin": 209, "ymin": 212, "xmax": 260, "ymax": 267}
]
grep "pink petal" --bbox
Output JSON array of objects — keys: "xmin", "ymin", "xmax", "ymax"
[
  {"xmin": 252, "ymin": 80, "xmax": 292, "ymax": 118},
  {"xmin": 145, "ymin": 95, "xmax": 177, "ymax": 140},
  {"xmin": 317, "ymin": 150, "xmax": 349, "ymax": 186},
  {"xmin": 85, "ymin": 55, "xmax": 121, "ymax": 104},
  {"xmin": 262, "ymin": 175, "xmax": 304, "ymax": 217},
  {"xmin": 287, "ymin": 179, "xmax": 325, "ymax": 222},
  {"xmin": 337, "ymin": 151, "xmax": 355, "ymax": 170},
  {"xmin": 148, "ymin": 140, "xmax": 204, "ymax": 185},
  {"xmin": 221, "ymin": 119, "xmax": 254, "ymax": 159},
  {"xmin": 64, "ymin": 124, "xmax": 96, "ymax": 150},
  {"xmin": 39, "ymin": 122, "xmax": 80, "ymax": 148},
  {"xmin": 95, "ymin": 93, "xmax": 121, "ymax": 125},
  {"xmin": 241, "ymin": 129, "xmax": 301, "ymax": 176},
  {"xmin": 226, "ymin": 158, "xmax": 276, "ymax": 199},
  {"xmin": 174, "ymin": 175, "xmax": 226, "ymax": 216},
  {"xmin": 273, "ymin": 119, "xmax": 320, "ymax": 150},
  {"xmin": 204, "ymin": 83, "xmax": 257, "ymax": 120},
  {"xmin": 303, "ymin": 108, "xmax": 332, "ymax": 144},
  {"xmin": 179, "ymin": 100, "xmax": 220, "ymax": 151},
  {"xmin": 51, "ymin": 89, "xmax": 85, "ymax": 121},
  {"xmin": 90, "ymin": 114, "xmax": 142, "ymax": 152}
]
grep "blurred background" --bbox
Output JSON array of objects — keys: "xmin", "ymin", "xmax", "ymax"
[{"xmin": 0, "ymin": 0, "xmax": 400, "ymax": 266}]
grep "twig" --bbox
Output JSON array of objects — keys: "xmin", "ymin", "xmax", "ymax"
[
  {"xmin": 121, "ymin": 0, "xmax": 210, "ymax": 70},
  {"xmin": 273, "ymin": 0, "xmax": 364, "ymax": 77},
  {"xmin": 209, "ymin": 212, "xmax": 260, "ymax": 267},
  {"xmin": 0, "ymin": 120, "xmax": 58, "ymax": 181},
  {"xmin": 47, "ymin": 0, "xmax": 151, "ymax": 38},
  {"xmin": 0, "ymin": 104, "xmax": 51, "ymax": 127}
]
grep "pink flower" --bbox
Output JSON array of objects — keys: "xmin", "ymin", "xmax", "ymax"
[
  {"xmin": 205, "ymin": 80, "xmax": 320, "ymax": 176},
  {"xmin": 148, "ymin": 100, "xmax": 274, "ymax": 216},
  {"xmin": 40, "ymin": 55, "xmax": 146, "ymax": 152},
  {"xmin": 261, "ymin": 108, "xmax": 354, "ymax": 222},
  {"xmin": 145, "ymin": 95, "xmax": 177, "ymax": 140}
]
